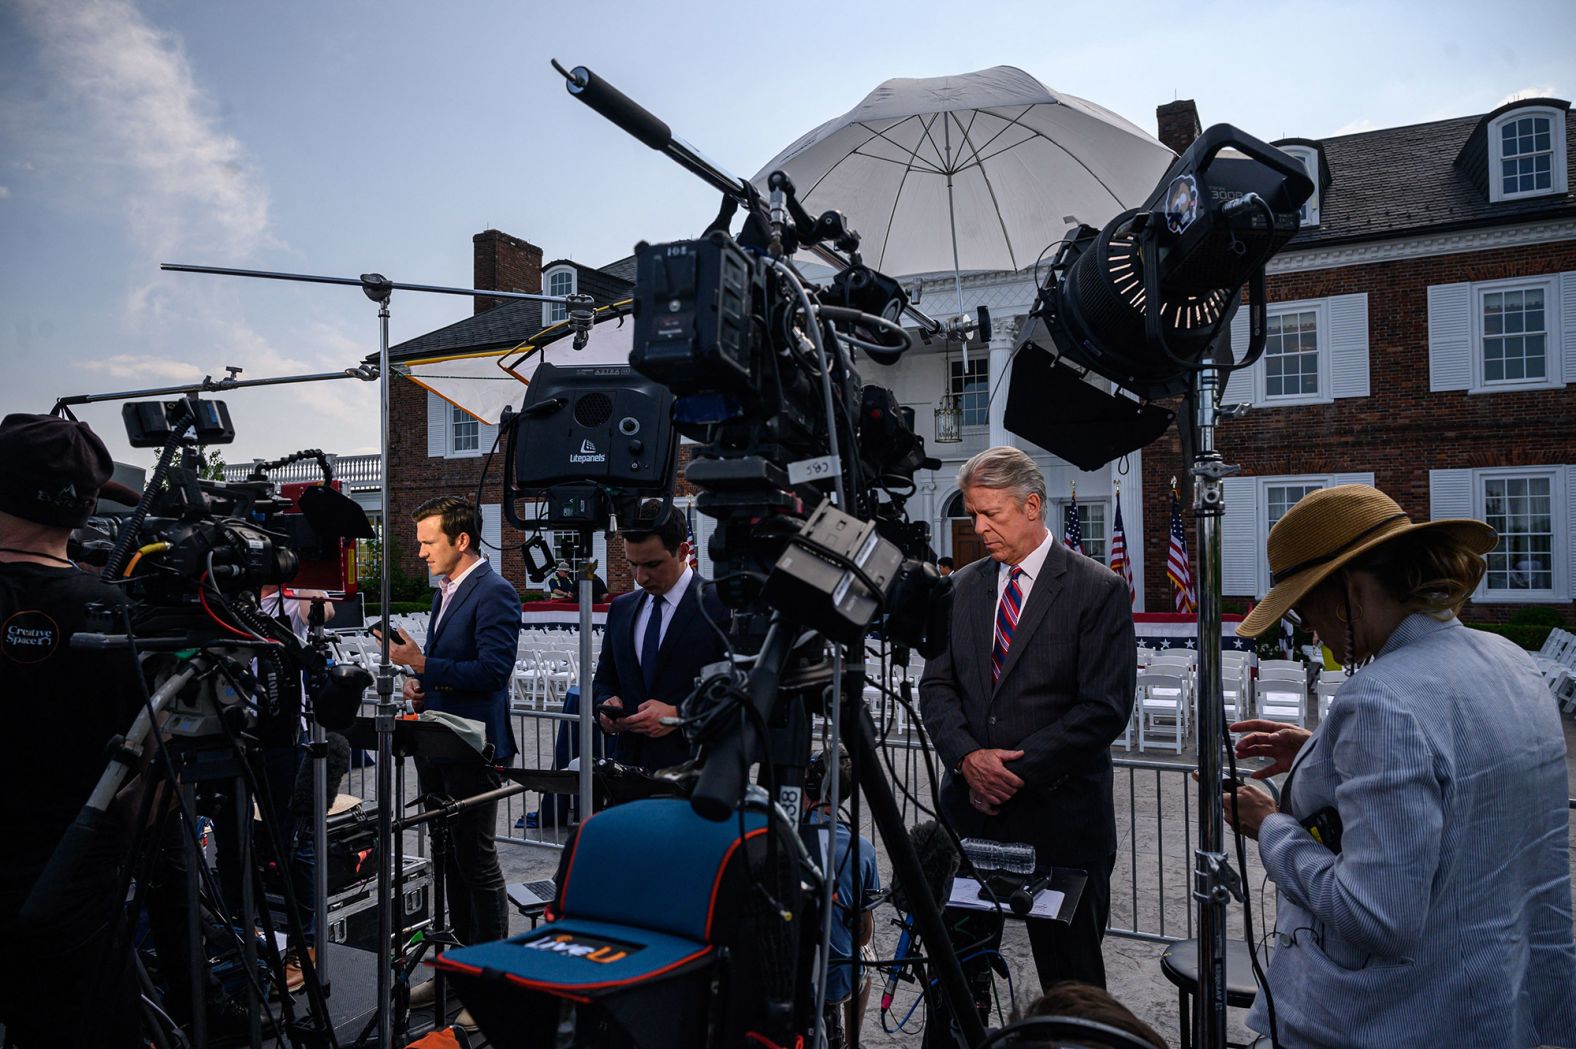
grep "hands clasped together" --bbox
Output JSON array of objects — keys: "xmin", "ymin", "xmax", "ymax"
[{"xmin": 961, "ymin": 747, "xmax": 1025, "ymax": 815}]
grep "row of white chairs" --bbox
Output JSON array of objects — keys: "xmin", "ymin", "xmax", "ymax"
[
  {"xmin": 1126, "ymin": 653, "xmax": 1332, "ymax": 753},
  {"xmin": 1536, "ymin": 628, "xmax": 1576, "ymax": 715}
]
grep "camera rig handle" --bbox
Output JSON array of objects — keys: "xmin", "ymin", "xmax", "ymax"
[{"xmin": 554, "ymin": 58, "xmax": 949, "ymax": 338}]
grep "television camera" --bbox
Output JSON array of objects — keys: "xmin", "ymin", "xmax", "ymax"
[
  {"xmin": 18, "ymin": 395, "xmax": 385, "ymax": 1047},
  {"xmin": 68, "ymin": 393, "xmax": 376, "ymax": 734}
]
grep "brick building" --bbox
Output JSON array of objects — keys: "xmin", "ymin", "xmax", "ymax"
[
  {"xmin": 385, "ymin": 230, "xmax": 644, "ymax": 596},
  {"xmin": 1140, "ymin": 97, "xmax": 1576, "ymax": 624},
  {"xmin": 388, "ymin": 97, "xmax": 1575, "ymax": 623}
]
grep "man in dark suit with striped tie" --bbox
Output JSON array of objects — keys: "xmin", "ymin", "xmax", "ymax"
[
  {"xmin": 920, "ymin": 447, "xmax": 1136, "ymax": 990},
  {"xmin": 594, "ymin": 501, "xmax": 728, "ymax": 772}
]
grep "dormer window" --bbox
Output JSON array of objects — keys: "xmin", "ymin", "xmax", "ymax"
[
  {"xmin": 544, "ymin": 266, "xmax": 576, "ymax": 324},
  {"xmin": 1274, "ymin": 142, "xmax": 1322, "ymax": 228},
  {"xmin": 1488, "ymin": 105, "xmax": 1567, "ymax": 202}
]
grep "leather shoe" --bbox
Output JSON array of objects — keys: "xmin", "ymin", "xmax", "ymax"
[
  {"xmin": 456, "ymin": 1007, "xmax": 478, "ymax": 1031},
  {"xmin": 282, "ymin": 947, "xmax": 315, "ymax": 994}
]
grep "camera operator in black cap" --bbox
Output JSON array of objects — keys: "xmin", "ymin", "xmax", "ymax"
[{"xmin": 0, "ymin": 413, "xmax": 145, "ymax": 1047}]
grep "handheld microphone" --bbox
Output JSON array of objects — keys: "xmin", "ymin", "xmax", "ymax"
[
  {"xmin": 879, "ymin": 917, "xmax": 913, "ymax": 1013},
  {"xmin": 1008, "ymin": 871, "xmax": 1055, "ymax": 917}
]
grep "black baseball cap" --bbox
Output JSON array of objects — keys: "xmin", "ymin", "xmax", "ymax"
[{"xmin": 0, "ymin": 413, "xmax": 117, "ymax": 528}]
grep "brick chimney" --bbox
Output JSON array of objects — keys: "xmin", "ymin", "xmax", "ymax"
[
  {"xmin": 1156, "ymin": 99, "xmax": 1202, "ymax": 155},
  {"xmin": 473, "ymin": 229, "xmax": 543, "ymax": 314}
]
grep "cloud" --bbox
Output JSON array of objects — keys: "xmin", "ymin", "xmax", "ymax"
[
  {"xmin": 90, "ymin": 354, "xmax": 206, "ymax": 381},
  {"xmin": 8, "ymin": 0, "xmax": 270, "ymax": 260},
  {"xmin": 0, "ymin": 186, "xmax": 9, "ymax": 199},
  {"xmin": 1496, "ymin": 86, "xmax": 1557, "ymax": 107},
  {"xmin": 1330, "ymin": 118, "xmax": 1377, "ymax": 136}
]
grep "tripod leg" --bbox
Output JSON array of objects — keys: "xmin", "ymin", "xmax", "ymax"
[
  {"xmin": 236, "ymin": 778, "xmax": 262, "ymax": 1048},
  {"xmin": 845, "ymin": 705, "xmax": 984, "ymax": 1049},
  {"xmin": 185, "ymin": 784, "xmax": 208, "ymax": 1049}
]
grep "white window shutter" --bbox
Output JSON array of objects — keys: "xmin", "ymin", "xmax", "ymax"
[
  {"xmin": 691, "ymin": 506, "xmax": 712, "ymax": 579},
  {"xmin": 1561, "ymin": 271, "xmax": 1576, "ymax": 385},
  {"xmin": 1328, "ymin": 293, "xmax": 1370, "ymax": 399},
  {"xmin": 1223, "ymin": 307, "xmax": 1254, "ymax": 406},
  {"xmin": 1565, "ymin": 466, "xmax": 1576, "ymax": 601},
  {"xmin": 1428, "ymin": 468, "xmax": 1473, "ymax": 520},
  {"xmin": 591, "ymin": 532, "xmax": 608, "ymax": 587},
  {"xmin": 480, "ymin": 503, "xmax": 502, "ymax": 557},
  {"xmin": 1427, "ymin": 283, "xmax": 1472, "ymax": 392},
  {"xmin": 426, "ymin": 392, "xmax": 450, "ymax": 458},
  {"xmin": 1221, "ymin": 476, "xmax": 1260, "ymax": 597},
  {"xmin": 479, "ymin": 419, "xmax": 500, "ymax": 455},
  {"xmin": 1331, "ymin": 472, "xmax": 1375, "ymax": 488}
]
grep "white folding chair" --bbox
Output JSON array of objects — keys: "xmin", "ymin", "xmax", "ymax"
[
  {"xmin": 1136, "ymin": 672, "xmax": 1190, "ymax": 753},
  {"xmin": 1256, "ymin": 671, "xmax": 1308, "ymax": 727}
]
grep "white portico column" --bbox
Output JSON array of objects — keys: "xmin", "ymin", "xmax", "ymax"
[{"xmin": 986, "ymin": 318, "xmax": 1018, "ymax": 449}]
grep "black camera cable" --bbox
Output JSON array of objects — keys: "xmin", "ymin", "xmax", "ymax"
[{"xmin": 1223, "ymin": 712, "xmax": 1282, "ymax": 1048}]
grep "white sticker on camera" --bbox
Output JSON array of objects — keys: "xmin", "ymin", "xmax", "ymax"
[{"xmin": 787, "ymin": 455, "xmax": 837, "ymax": 485}]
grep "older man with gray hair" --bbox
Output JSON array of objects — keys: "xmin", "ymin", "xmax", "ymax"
[{"xmin": 920, "ymin": 446, "xmax": 1135, "ymax": 992}]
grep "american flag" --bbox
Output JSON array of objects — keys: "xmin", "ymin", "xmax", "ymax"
[
  {"xmin": 1167, "ymin": 487, "xmax": 1197, "ymax": 613},
  {"xmin": 684, "ymin": 504, "xmax": 700, "ymax": 573},
  {"xmin": 1109, "ymin": 488, "xmax": 1134, "ymax": 605},
  {"xmin": 1063, "ymin": 492, "xmax": 1084, "ymax": 556}
]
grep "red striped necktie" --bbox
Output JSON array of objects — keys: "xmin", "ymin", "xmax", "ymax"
[{"xmin": 992, "ymin": 564, "xmax": 1024, "ymax": 686}]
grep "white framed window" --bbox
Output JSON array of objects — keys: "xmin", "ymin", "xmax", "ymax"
[
  {"xmin": 451, "ymin": 404, "xmax": 479, "ymax": 454},
  {"xmin": 1262, "ymin": 306, "xmax": 1325, "ymax": 401},
  {"xmin": 1058, "ymin": 500, "xmax": 1107, "ymax": 562},
  {"xmin": 1478, "ymin": 278, "xmax": 1553, "ymax": 387},
  {"xmin": 544, "ymin": 267, "xmax": 576, "ymax": 325},
  {"xmin": 1221, "ymin": 472, "xmax": 1374, "ymax": 597},
  {"xmin": 949, "ymin": 354, "xmax": 989, "ymax": 429},
  {"xmin": 1226, "ymin": 295, "xmax": 1366, "ymax": 407},
  {"xmin": 1429, "ymin": 273, "xmax": 1572, "ymax": 393},
  {"xmin": 427, "ymin": 391, "xmax": 498, "ymax": 460},
  {"xmin": 1488, "ymin": 106, "xmax": 1567, "ymax": 203},
  {"xmin": 1482, "ymin": 473, "xmax": 1555, "ymax": 594},
  {"xmin": 1279, "ymin": 145, "xmax": 1320, "ymax": 227},
  {"xmin": 1431, "ymin": 465, "xmax": 1573, "ymax": 603}
]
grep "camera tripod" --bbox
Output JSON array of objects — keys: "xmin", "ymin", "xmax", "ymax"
[{"xmin": 22, "ymin": 639, "xmax": 343, "ymax": 1048}]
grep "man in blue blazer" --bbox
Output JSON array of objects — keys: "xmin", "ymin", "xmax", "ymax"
[
  {"xmin": 378, "ymin": 495, "xmax": 519, "ymax": 952},
  {"xmin": 594, "ymin": 501, "xmax": 728, "ymax": 772}
]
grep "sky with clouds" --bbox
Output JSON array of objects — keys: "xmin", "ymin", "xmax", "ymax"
[{"xmin": 1, "ymin": 0, "xmax": 1572, "ymax": 466}]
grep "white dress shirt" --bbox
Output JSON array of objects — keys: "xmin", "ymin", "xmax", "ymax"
[
  {"xmin": 633, "ymin": 566, "xmax": 694, "ymax": 668},
  {"xmin": 431, "ymin": 554, "xmax": 485, "ymax": 633},
  {"xmin": 994, "ymin": 527, "xmax": 1056, "ymax": 608}
]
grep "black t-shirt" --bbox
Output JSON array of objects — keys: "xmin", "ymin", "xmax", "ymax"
[{"xmin": 0, "ymin": 563, "xmax": 141, "ymax": 913}]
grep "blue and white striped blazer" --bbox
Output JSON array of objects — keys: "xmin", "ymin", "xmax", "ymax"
[{"xmin": 1251, "ymin": 614, "xmax": 1576, "ymax": 1048}]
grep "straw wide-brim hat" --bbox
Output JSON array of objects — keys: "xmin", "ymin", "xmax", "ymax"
[{"xmin": 1237, "ymin": 485, "xmax": 1497, "ymax": 637}]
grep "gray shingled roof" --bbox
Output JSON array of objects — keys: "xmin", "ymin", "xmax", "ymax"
[
  {"xmin": 1280, "ymin": 100, "xmax": 1575, "ymax": 248},
  {"xmin": 388, "ymin": 258, "xmax": 633, "ymax": 362}
]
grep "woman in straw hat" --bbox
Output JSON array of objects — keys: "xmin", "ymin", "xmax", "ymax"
[{"xmin": 1222, "ymin": 485, "xmax": 1575, "ymax": 1049}]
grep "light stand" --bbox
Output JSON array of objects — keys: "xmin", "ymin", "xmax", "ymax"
[
  {"xmin": 1187, "ymin": 358, "xmax": 1243, "ymax": 1049},
  {"xmin": 576, "ymin": 529, "xmax": 597, "ymax": 823},
  {"xmin": 157, "ymin": 261, "xmax": 581, "ymax": 1048}
]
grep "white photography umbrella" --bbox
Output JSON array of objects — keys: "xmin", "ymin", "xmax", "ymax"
[{"xmin": 754, "ymin": 66, "xmax": 1175, "ymax": 293}]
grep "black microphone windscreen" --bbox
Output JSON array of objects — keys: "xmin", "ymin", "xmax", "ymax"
[{"xmin": 892, "ymin": 819, "xmax": 959, "ymax": 914}]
